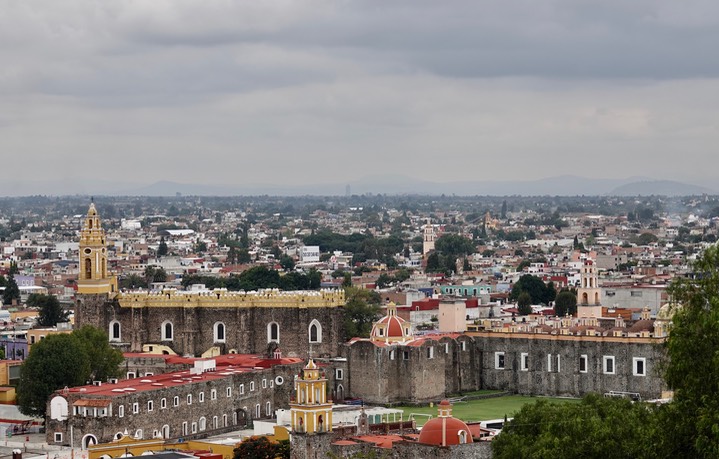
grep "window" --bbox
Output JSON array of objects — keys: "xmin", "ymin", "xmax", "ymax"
[
  {"xmin": 495, "ymin": 352, "xmax": 505, "ymax": 370},
  {"xmin": 336, "ymin": 368, "xmax": 343, "ymax": 380},
  {"xmin": 633, "ymin": 357, "xmax": 646, "ymax": 376},
  {"xmin": 402, "ymin": 350, "xmax": 410, "ymax": 360},
  {"xmin": 118, "ymin": 405, "xmax": 124, "ymax": 418},
  {"xmin": 54, "ymin": 432, "xmax": 63, "ymax": 443},
  {"xmin": 603, "ymin": 356, "xmax": 616, "ymax": 375},
  {"xmin": 132, "ymin": 403, "xmax": 139, "ymax": 414},
  {"xmin": 191, "ymin": 423, "xmax": 197, "ymax": 434},
  {"xmin": 147, "ymin": 401, "xmax": 153, "ymax": 412},
  {"xmin": 250, "ymin": 381, "xmax": 255, "ymax": 392},
  {"xmin": 556, "ymin": 355, "xmax": 561, "ymax": 373},
  {"xmin": 266, "ymin": 401, "xmax": 272, "ymax": 416},
  {"xmin": 227, "ymin": 387, "xmax": 232, "ymax": 397},
  {"xmin": 240, "ymin": 384, "xmax": 244, "ymax": 395},
  {"xmin": 214, "ymin": 322, "xmax": 226, "ymax": 343},
  {"xmin": 182, "ymin": 422, "xmax": 188, "ymax": 436},
  {"xmin": 458, "ymin": 430, "xmax": 468, "ymax": 444},
  {"xmin": 309, "ymin": 320, "xmax": 322, "ymax": 343},
  {"xmin": 389, "ymin": 350, "xmax": 395, "ymax": 360},
  {"xmin": 162, "ymin": 321, "xmax": 173, "ymax": 341},
  {"xmin": 427, "ymin": 347, "xmax": 434, "ymax": 359},
  {"xmin": 187, "ymin": 394, "xmax": 192, "ymax": 405},
  {"xmin": 268, "ymin": 322, "xmax": 280, "ymax": 343},
  {"xmin": 579, "ymin": 355, "xmax": 588, "ymax": 373},
  {"xmin": 199, "ymin": 392, "xmax": 205, "ymax": 403},
  {"xmin": 262, "ymin": 379, "xmax": 267, "ymax": 389},
  {"xmin": 109, "ymin": 321, "xmax": 121, "ymax": 342},
  {"xmin": 210, "ymin": 389, "xmax": 217, "ymax": 400},
  {"xmin": 547, "ymin": 354, "xmax": 553, "ymax": 372},
  {"xmin": 160, "ymin": 398, "xmax": 167, "ymax": 409},
  {"xmin": 378, "ymin": 328, "xmax": 384, "ymax": 337},
  {"xmin": 520, "ymin": 353, "xmax": 529, "ymax": 371},
  {"xmin": 461, "ymin": 341, "xmax": 467, "ymax": 351},
  {"xmin": 173, "ymin": 396, "xmax": 179, "ymax": 407},
  {"xmin": 630, "ymin": 291, "xmax": 643, "ymax": 297},
  {"xmin": 255, "ymin": 404, "xmax": 261, "ymax": 419},
  {"xmin": 127, "ymin": 372, "xmax": 136, "ymax": 379},
  {"xmin": 199, "ymin": 417, "xmax": 206, "ymax": 431},
  {"xmin": 445, "ymin": 343, "xmax": 450, "ymax": 354}
]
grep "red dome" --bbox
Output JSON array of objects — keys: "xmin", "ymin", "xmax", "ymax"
[
  {"xmin": 418, "ymin": 417, "xmax": 474, "ymax": 446},
  {"xmin": 377, "ymin": 315, "xmax": 405, "ymax": 337}
]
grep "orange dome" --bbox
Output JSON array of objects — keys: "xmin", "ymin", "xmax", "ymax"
[
  {"xmin": 370, "ymin": 302, "xmax": 412, "ymax": 342},
  {"xmin": 418, "ymin": 416, "xmax": 474, "ymax": 446}
]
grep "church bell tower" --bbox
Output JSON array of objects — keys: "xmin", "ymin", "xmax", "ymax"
[
  {"xmin": 78, "ymin": 202, "xmax": 117, "ymax": 295},
  {"xmin": 290, "ymin": 359, "xmax": 333, "ymax": 434}
]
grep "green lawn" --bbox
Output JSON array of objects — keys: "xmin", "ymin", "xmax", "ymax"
[{"xmin": 395, "ymin": 395, "xmax": 581, "ymax": 426}]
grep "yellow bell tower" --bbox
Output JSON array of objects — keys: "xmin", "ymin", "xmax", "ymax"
[
  {"xmin": 78, "ymin": 202, "xmax": 117, "ymax": 295},
  {"xmin": 290, "ymin": 360, "xmax": 333, "ymax": 434}
]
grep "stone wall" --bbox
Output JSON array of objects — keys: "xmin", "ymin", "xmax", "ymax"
[
  {"xmin": 76, "ymin": 292, "xmax": 344, "ymax": 358},
  {"xmin": 46, "ymin": 363, "xmax": 302, "ymax": 446}
]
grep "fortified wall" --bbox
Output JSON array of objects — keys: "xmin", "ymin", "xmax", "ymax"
[{"xmin": 77, "ymin": 289, "xmax": 345, "ymax": 358}]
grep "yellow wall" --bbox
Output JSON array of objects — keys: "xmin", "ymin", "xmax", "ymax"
[{"xmin": 0, "ymin": 388, "xmax": 16, "ymax": 403}]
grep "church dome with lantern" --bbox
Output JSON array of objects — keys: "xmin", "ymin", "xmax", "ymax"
[
  {"xmin": 418, "ymin": 400, "xmax": 474, "ymax": 446},
  {"xmin": 370, "ymin": 302, "xmax": 413, "ymax": 343}
]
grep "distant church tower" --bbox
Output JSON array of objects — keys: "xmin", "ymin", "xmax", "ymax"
[
  {"xmin": 78, "ymin": 203, "xmax": 117, "ymax": 295},
  {"xmin": 423, "ymin": 223, "xmax": 436, "ymax": 255},
  {"xmin": 290, "ymin": 359, "xmax": 333, "ymax": 434},
  {"xmin": 577, "ymin": 260, "xmax": 601, "ymax": 317}
]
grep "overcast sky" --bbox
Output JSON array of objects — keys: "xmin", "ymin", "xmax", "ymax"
[{"xmin": 2, "ymin": 0, "xmax": 718, "ymax": 194}]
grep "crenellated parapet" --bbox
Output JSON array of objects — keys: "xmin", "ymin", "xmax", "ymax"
[{"xmin": 117, "ymin": 288, "xmax": 346, "ymax": 309}]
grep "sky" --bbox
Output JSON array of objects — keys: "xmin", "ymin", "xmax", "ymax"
[{"xmin": 2, "ymin": 0, "xmax": 719, "ymax": 195}]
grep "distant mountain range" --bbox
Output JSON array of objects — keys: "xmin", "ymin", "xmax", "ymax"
[{"xmin": 0, "ymin": 176, "xmax": 715, "ymax": 197}]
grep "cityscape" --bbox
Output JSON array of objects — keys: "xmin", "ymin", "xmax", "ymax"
[
  {"xmin": 0, "ymin": 193, "xmax": 717, "ymax": 458},
  {"xmin": 4, "ymin": 1, "xmax": 719, "ymax": 458}
]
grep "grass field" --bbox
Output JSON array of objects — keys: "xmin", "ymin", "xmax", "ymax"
[{"xmin": 395, "ymin": 395, "xmax": 580, "ymax": 426}]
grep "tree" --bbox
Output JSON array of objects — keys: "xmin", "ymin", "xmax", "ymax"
[
  {"xmin": 28, "ymin": 294, "xmax": 68, "ymax": 327},
  {"xmin": 233, "ymin": 436, "xmax": 289, "ymax": 459},
  {"xmin": 434, "ymin": 234, "xmax": 476, "ymax": 258},
  {"xmin": 279, "ymin": 254, "xmax": 295, "ymax": 271},
  {"xmin": 17, "ymin": 334, "xmax": 91, "ymax": 417},
  {"xmin": 554, "ymin": 290, "xmax": 577, "ymax": 317},
  {"xmin": 17, "ymin": 326, "xmax": 122, "ymax": 417},
  {"xmin": 510, "ymin": 274, "xmax": 553, "ymax": 305},
  {"xmin": 492, "ymin": 394, "xmax": 656, "ymax": 458},
  {"xmin": 517, "ymin": 292, "xmax": 532, "ymax": 315},
  {"xmin": 157, "ymin": 236, "xmax": 168, "ymax": 256},
  {"xmin": 2, "ymin": 273, "xmax": 20, "ymax": 305},
  {"xmin": 343, "ymin": 287, "xmax": 382, "ymax": 339},
  {"xmin": 659, "ymin": 244, "xmax": 719, "ymax": 457}
]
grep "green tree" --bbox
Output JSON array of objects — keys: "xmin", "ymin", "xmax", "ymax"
[
  {"xmin": 554, "ymin": 290, "xmax": 577, "ymax": 317},
  {"xmin": 517, "ymin": 292, "xmax": 532, "ymax": 315},
  {"xmin": 2, "ymin": 273, "xmax": 20, "ymax": 305},
  {"xmin": 343, "ymin": 287, "xmax": 382, "ymax": 339},
  {"xmin": 492, "ymin": 394, "xmax": 656, "ymax": 459},
  {"xmin": 17, "ymin": 326, "xmax": 122, "ymax": 417},
  {"xmin": 279, "ymin": 254, "xmax": 295, "ymax": 271},
  {"xmin": 233, "ymin": 436, "xmax": 289, "ymax": 459},
  {"xmin": 659, "ymin": 244, "xmax": 719, "ymax": 457},
  {"xmin": 157, "ymin": 236, "xmax": 168, "ymax": 256},
  {"xmin": 17, "ymin": 334, "xmax": 91, "ymax": 417},
  {"xmin": 28, "ymin": 294, "xmax": 69, "ymax": 327},
  {"xmin": 237, "ymin": 248, "xmax": 252, "ymax": 263},
  {"xmin": 434, "ymin": 234, "xmax": 476, "ymax": 258},
  {"xmin": 511, "ymin": 274, "xmax": 553, "ymax": 305}
]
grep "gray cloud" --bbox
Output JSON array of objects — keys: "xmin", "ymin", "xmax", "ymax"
[{"xmin": 1, "ymin": 0, "xmax": 718, "ymax": 194}]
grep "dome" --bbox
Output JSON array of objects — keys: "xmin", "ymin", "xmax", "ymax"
[
  {"xmin": 628, "ymin": 319, "xmax": 654, "ymax": 334},
  {"xmin": 418, "ymin": 400, "xmax": 473, "ymax": 446},
  {"xmin": 370, "ymin": 302, "xmax": 412, "ymax": 342}
]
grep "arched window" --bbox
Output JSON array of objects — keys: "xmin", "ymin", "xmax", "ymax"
[
  {"xmin": 162, "ymin": 321, "xmax": 173, "ymax": 341},
  {"xmin": 266, "ymin": 401, "xmax": 272, "ymax": 416},
  {"xmin": 267, "ymin": 322, "xmax": 280, "ymax": 343},
  {"xmin": 458, "ymin": 430, "xmax": 468, "ymax": 444},
  {"xmin": 214, "ymin": 322, "xmax": 226, "ymax": 343},
  {"xmin": 255, "ymin": 404, "xmax": 261, "ymax": 419},
  {"xmin": 199, "ymin": 417, "xmax": 206, "ymax": 431},
  {"xmin": 85, "ymin": 258, "xmax": 92, "ymax": 279},
  {"xmin": 109, "ymin": 321, "xmax": 121, "ymax": 342},
  {"xmin": 309, "ymin": 320, "xmax": 322, "ymax": 343},
  {"xmin": 82, "ymin": 434, "xmax": 98, "ymax": 449}
]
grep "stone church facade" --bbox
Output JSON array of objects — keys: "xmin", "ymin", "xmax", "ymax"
[{"xmin": 74, "ymin": 204, "xmax": 345, "ymax": 358}]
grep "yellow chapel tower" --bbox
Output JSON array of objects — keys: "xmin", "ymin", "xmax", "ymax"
[
  {"xmin": 290, "ymin": 359, "xmax": 333, "ymax": 434},
  {"xmin": 78, "ymin": 202, "xmax": 117, "ymax": 295}
]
